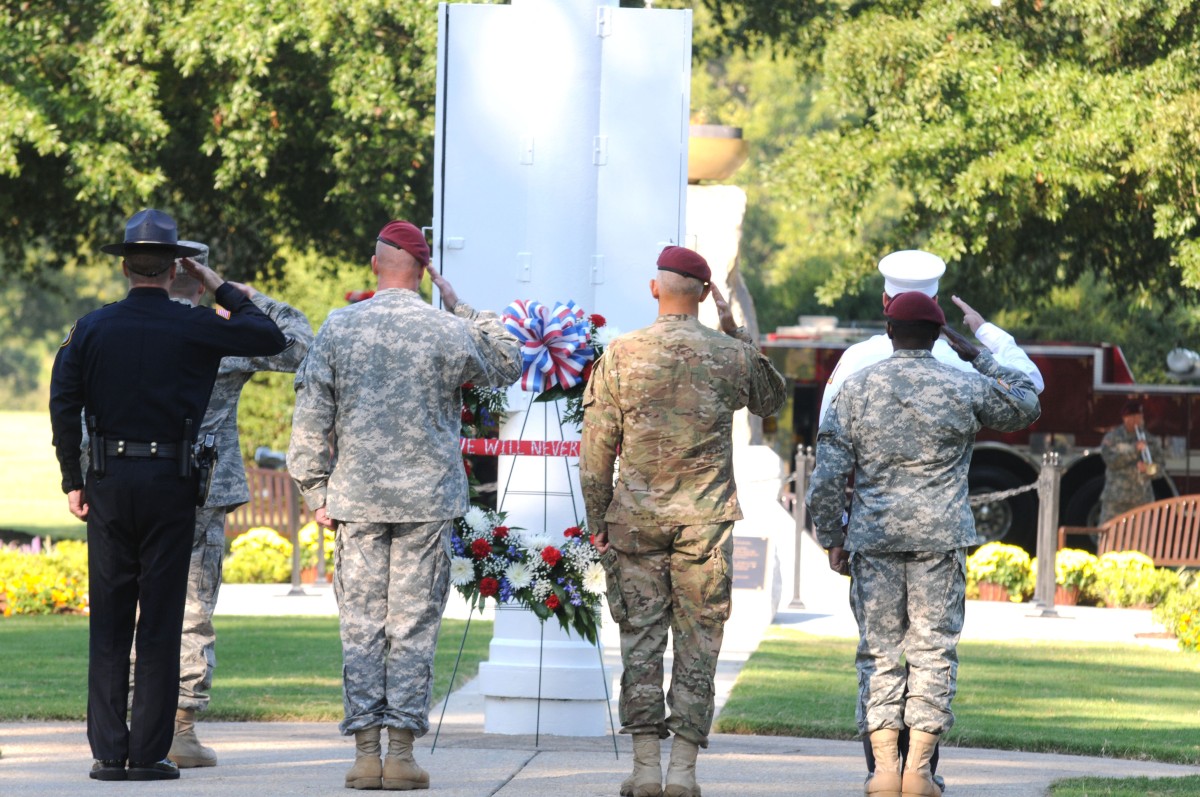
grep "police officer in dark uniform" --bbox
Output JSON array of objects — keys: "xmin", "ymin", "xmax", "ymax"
[{"xmin": 49, "ymin": 209, "xmax": 287, "ymax": 782}]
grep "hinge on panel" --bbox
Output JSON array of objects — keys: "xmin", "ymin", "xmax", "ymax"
[
  {"xmin": 519, "ymin": 135, "xmax": 534, "ymax": 165},
  {"xmin": 591, "ymin": 254, "xmax": 604, "ymax": 285},
  {"xmin": 593, "ymin": 135, "xmax": 608, "ymax": 166},
  {"xmin": 517, "ymin": 252, "xmax": 532, "ymax": 282},
  {"xmin": 596, "ymin": 6, "xmax": 613, "ymax": 37}
]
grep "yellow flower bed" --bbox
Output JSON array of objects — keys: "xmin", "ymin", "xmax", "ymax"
[{"xmin": 0, "ymin": 540, "xmax": 90, "ymax": 616}]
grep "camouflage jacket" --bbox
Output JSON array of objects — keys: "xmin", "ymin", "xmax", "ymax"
[
  {"xmin": 806, "ymin": 349, "xmax": 1041, "ymax": 552},
  {"xmin": 203, "ymin": 293, "xmax": 313, "ymax": 511},
  {"xmin": 1099, "ymin": 424, "xmax": 1164, "ymax": 522},
  {"xmin": 287, "ymin": 289, "xmax": 521, "ymax": 522},
  {"xmin": 580, "ymin": 314, "xmax": 786, "ymax": 534}
]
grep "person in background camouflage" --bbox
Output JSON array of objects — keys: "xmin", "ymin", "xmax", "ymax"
[
  {"xmin": 1100, "ymin": 400, "xmax": 1164, "ymax": 523},
  {"xmin": 806, "ymin": 292, "xmax": 1040, "ymax": 797},
  {"xmin": 287, "ymin": 220, "xmax": 520, "ymax": 791},
  {"xmin": 161, "ymin": 248, "xmax": 312, "ymax": 767},
  {"xmin": 581, "ymin": 246, "xmax": 786, "ymax": 797}
]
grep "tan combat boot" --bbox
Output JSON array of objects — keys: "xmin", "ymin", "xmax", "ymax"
[
  {"xmin": 864, "ymin": 729, "xmax": 901, "ymax": 797},
  {"xmin": 345, "ymin": 727, "xmax": 383, "ymax": 790},
  {"xmin": 168, "ymin": 708, "xmax": 217, "ymax": 768},
  {"xmin": 663, "ymin": 735, "xmax": 700, "ymax": 797},
  {"xmin": 620, "ymin": 734, "xmax": 662, "ymax": 797},
  {"xmin": 901, "ymin": 730, "xmax": 943, "ymax": 796},
  {"xmin": 382, "ymin": 728, "xmax": 429, "ymax": 791}
]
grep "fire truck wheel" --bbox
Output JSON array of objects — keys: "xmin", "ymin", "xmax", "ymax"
[
  {"xmin": 968, "ymin": 465, "xmax": 1037, "ymax": 552},
  {"xmin": 1063, "ymin": 475, "xmax": 1105, "ymax": 530}
]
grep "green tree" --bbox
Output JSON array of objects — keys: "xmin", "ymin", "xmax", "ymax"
[{"xmin": 1, "ymin": 0, "xmax": 439, "ymax": 283}]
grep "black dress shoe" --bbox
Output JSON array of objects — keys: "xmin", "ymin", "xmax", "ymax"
[
  {"xmin": 89, "ymin": 760, "xmax": 127, "ymax": 781},
  {"xmin": 127, "ymin": 759, "xmax": 180, "ymax": 781}
]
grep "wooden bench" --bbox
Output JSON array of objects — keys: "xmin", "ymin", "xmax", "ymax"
[{"xmin": 1058, "ymin": 494, "xmax": 1200, "ymax": 567}]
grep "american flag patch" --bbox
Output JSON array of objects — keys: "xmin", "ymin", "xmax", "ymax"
[{"xmin": 215, "ymin": 306, "xmax": 231, "ymax": 320}]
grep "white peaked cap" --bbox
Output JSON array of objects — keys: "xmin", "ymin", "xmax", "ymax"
[{"xmin": 878, "ymin": 250, "xmax": 946, "ymax": 297}]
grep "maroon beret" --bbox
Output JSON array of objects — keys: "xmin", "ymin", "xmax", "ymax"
[
  {"xmin": 885, "ymin": 291, "xmax": 946, "ymax": 325},
  {"xmin": 656, "ymin": 245, "xmax": 711, "ymax": 284},
  {"xmin": 1121, "ymin": 399, "xmax": 1144, "ymax": 417},
  {"xmin": 377, "ymin": 220, "xmax": 430, "ymax": 266}
]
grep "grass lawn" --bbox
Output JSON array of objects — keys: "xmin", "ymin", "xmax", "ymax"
[
  {"xmin": 0, "ymin": 411, "xmax": 84, "ymax": 541},
  {"xmin": 1050, "ymin": 776, "xmax": 1200, "ymax": 796},
  {"xmin": 0, "ymin": 615, "xmax": 493, "ymax": 721},
  {"xmin": 715, "ymin": 628, "xmax": 1200, "ymax": 765}
]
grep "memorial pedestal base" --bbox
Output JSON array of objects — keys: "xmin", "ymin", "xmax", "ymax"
[{"xmin": 478, "ymin": 604, "xmax": 614, "ymax": 737}]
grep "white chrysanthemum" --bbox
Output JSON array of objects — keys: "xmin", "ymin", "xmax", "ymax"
[
  {"xmin": 593, "ymin": 325, "xmax": 622, "ymax": 347},
  {"xmin": 449, "ymin": 557, "xmax": 475, "ymax": 587},
  {"xmin": 463, "ymin": 506, "xmax": 491, "ymax": 533},
  {"xmin": 582, "ymin": 562, "xmax": 606, "ymax": 595},
  {"xmin": 505, "ymin": 561, "xmax": 533, "ymax": 590},
  {"xmin": 518, "ymin": 531, "xmax": 553, "ymax": 552}
]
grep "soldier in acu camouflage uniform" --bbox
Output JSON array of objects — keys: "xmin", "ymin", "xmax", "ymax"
[
  {"xmin": 287, "ymin": 220, "xmax": 521, "ymax": 791},
  {"xmin": 1099, "ymin": 400, "xmax": 1164, "ymax": 523},
  {"xmin": 581, "ymin": 246, "xmax": 786, "ymax": 797},
  {"xmin": 161, "ymin": 246, "xmax": 313, "ymax": 768},
  {"xmin": 806, "ymin": 292, "xmax": 1040, "ymax": 797}
]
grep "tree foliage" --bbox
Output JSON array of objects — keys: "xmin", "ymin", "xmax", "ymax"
[{"xmin": 0, "ymin": 0, "xmax": 439, "ymax": 283}]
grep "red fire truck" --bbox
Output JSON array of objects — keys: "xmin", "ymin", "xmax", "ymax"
[{"xmin": 762, "ymin": 319, "xmax": 1200, "ymax": 554}]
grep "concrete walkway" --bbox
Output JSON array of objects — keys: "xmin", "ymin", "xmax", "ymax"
[{"xmin": 3, "ymin": 530, "xmax": 1198, "ymax": 795}]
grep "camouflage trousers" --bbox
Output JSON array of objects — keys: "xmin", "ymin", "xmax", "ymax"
[
  {"xmin": 130, "ymin": 505, "xmax": 225, "ymax": 712},
  {"xmin": 849, "ymin": 549, "xmax": 966, "ymax": 736},
  {"xmin": 603, "ymin": 522, "xmax": 734, "ymax": 748},
  {"xmin": 334, "ymin": 519, "xmax": 452, "ymax": 737}
]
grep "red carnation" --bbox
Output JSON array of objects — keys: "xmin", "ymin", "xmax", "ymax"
[
  {"xmin": 545, "ymin": 593, "xmax": 561, "ymax": 610},
  {"xmin": 471, "ymin": 538, "xmax": 492, "ymax": 559},
  {"xmin": 493, "ymin": 526, "xmax": 510, "ymax": 539},
  {"xmin": 589, "ymin": 313, "xmax": 607, "ymax": 328},
  {"xmin": 563, "ymin": 526, "xmax": 582, "ymax": 538},
  {"xmin": 461, "ymin": 407, "xmax": 475, "ymax": 424},
  {"xmin": 463, "ymin": 457, "xmax": 473, "ymax": 475},
  {"xmin": 462, "ymin": 383, "xmax": 475, "ymax": 390},
  {"xmin": 479, "ymin": 577, "xmax": 500, "ymax": 597},
  {"xmin": 541, "ymin": 546, "xmax": 563, "ymax": 567}
]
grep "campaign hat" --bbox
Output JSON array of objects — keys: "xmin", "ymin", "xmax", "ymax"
[
  {"xmin": 878, "ymin": 249, "xmax": 946, "ymax": 297},
  {"xmin": 656, "ymin": 245, "xmax": 711, "ymax": 285},
  {"xmin": 377, "ymin": 220, "xmax": 430, "ymax": 266},
  {"xmin": 885, "ymin": 291, "xmax": 946, "ymax": 326},
  {"xmin": 101, "ymin": 209, "xmax": 204, "ymax": 257}
]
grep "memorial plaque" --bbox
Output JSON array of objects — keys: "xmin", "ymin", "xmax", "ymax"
[{"xmin": 732, "ymin": 536, "xmax": 769, "ymax": 591}]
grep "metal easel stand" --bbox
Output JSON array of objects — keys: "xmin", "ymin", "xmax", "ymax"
[{"xmin": 433, "ymin": 394, "xmax": 618, "ymax": 758}]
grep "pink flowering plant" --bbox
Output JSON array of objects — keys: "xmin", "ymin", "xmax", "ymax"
[{"xmin": 450, "ymin": 507, "xmax": 605, "ymax": 644}]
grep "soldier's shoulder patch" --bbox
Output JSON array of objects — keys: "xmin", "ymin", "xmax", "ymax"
[
  {"xmin": 215, "ymin": 305, "xmax": 231, "ymax": 320},
  {"xmin": 59, "ymin": 322, "xmax": 77, "ymax": 348}
]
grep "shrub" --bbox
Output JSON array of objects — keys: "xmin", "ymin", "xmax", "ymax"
[
  {"xmin": 1153, "ymin": 574, "xmax": 1200, "ymax": 653},
  {"xmin": 967, "ymin": 542, "xmax": 1032, "ymax": 601},
  {"xmin": 223, "ymin": 527, "xmax": 293, "ymax": 584},
  {"xmin": 298, "ymin": 522, "xmax": 336, "ymax": 571},
  {"xmin": 1031, "ymin": 548, "xmax": 1098, "ymax": 593},
  {"xmin": 0, "ymin": 539, "xmax": 90, "ymax": 616},
  {"xmin": 1089, "ymin": 550, "xmax": 1180, "ymax": 608}
]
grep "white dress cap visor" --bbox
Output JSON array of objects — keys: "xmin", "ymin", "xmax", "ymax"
[{"xmin": 878, "ymin": 249, "xmax": 946, "ymax": 297}]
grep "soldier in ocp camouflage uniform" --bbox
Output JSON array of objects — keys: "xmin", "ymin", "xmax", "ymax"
[
  {"xmin": 287, "ymin": 220, "xmax": 520, "ymax": 791},
  {"xmin": 1099, "ymin": 400, "xmax": 1164, "ymax": 523},
  {"xmin": 581, "ymin": 246, "xmax": 786, "ymax": 797},
  {"xmin": 806, "ymin": 292, "xmax": 1040, "ymax": 797},
  {"xmin": 161, "ymin": 253, "xmax": 313, "ymax": 767}
]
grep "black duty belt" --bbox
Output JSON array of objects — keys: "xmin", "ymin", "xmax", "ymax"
[{"xmin": 103, "ymin": 440, "xmax": 181, "ymax": 458}]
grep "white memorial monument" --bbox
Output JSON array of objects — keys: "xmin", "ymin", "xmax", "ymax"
[{"xmin": 431, "ymin": 0, "xmax": 694, "ymax": 736}]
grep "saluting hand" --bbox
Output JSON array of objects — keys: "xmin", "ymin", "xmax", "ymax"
[
  {"xmin": 226, "ymin": 281, "xmax": 257, "ymax": 299},
  {"xmin": 710, "ymin": 284, "xmax": 738, "ymax": 335},
  {"xmin": 941, "ymin": 324, "xmax": 981, "ymax": 362},
  {"xmin": 179, "ymin": 257, "xmax": 225, "ymax": 294},
  {"xmin": 951, "ymin": 295, "xmax": 985, "ymax": 334},
  {"xmin": 426, "ymin": 263, "xmax": 459, "ymax": 311}
]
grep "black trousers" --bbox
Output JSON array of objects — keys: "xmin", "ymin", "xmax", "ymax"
[{"xmin": 85, "ymin": 459, "xmax": 195, "ymax": 764}]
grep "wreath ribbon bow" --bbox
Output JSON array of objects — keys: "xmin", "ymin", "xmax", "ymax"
[{"xmin": 503, "ymin": 299, "xmax": 594, "ymax": 393}]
